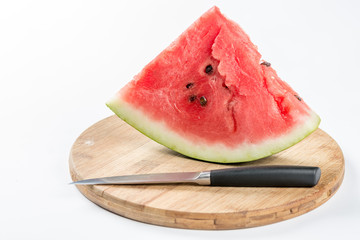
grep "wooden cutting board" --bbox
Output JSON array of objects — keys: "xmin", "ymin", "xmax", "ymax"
[{"xmin": 69, "ymin": 115, "xmax": 344, "ymax": 230}]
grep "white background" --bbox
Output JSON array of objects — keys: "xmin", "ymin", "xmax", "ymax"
[{"xmin": 1, "ymin": 0, "xmax": 359, "ymax": 239}]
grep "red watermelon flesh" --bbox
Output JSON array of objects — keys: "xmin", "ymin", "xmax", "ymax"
[{"xmin": 107, "ymin": 6, "xmax": 320, "ymax": 163}]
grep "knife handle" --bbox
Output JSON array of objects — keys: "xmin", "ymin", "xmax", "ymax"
[{"xmin": 210, "ymin": 166, "xmax": 321, "ymax": 187}]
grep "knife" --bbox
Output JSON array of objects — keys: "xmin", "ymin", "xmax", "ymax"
[{"xmin": 71, "ymin": 165, "xmax": 321, "ymax": 187}]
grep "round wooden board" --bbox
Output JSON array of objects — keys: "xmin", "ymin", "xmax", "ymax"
[{"xmin": 69, "ymin": 115, "xmax": 344, "ymax": 230}]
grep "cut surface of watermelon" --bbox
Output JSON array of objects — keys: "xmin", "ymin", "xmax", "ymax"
[{"xmin": 107, "ymin": 6, "xmax": 320, "ymax": 163}]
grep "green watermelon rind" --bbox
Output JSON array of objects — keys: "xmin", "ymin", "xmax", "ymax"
[{"xmin": 106, "ymin": 95, "xmax": 321, "ymax": 163}]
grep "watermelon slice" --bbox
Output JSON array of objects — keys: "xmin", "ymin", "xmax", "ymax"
[{"xmin": 107, "ymin": 6, "xmax": 320, "ymax": 163}]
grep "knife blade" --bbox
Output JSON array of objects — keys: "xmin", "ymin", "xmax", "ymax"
[{"xmin": 70, "ymin": 165, "xmax": 321, "ymax": 187}]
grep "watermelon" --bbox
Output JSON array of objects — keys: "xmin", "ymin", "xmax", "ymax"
[{"xmin": 107, "ymin": 6, "xmax": 320, "ymax": 163}]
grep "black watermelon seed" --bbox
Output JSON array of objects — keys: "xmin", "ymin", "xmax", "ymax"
[
  {"xmin": 205, "ymin": 65, "xmax": 213, "ymax": 74},
  {"xmin": 189, "ymin": 95, "xmax": 196, "ymax": 102},
  {"xmin": 295, "ymin": 95, "xmax": 302, "ymax": 101},
  {"xmin": 260, "ymin": 61, "xmax": 271, "ymax": 67},
  {"xmin": 199, "ymin": 96, "xmax": 207, "ymax": 106},
  {"xmin": 186, "ymin": 83, "xmax": 194, "ymax": 89}
]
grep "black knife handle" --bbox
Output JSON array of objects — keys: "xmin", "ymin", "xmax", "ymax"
[{"xmin": 210, "ymin": 166, "xmax": 321, "ymax": 187}]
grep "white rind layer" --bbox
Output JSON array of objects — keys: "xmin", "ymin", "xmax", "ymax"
[{"xmin": 106, "ymin": 95, "xmax": 321, "ymax": 163}]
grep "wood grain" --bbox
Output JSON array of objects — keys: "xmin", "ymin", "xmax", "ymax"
[{"xmin": 69, "ymin": 115, "xmax": 344, "ymax": 229}]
